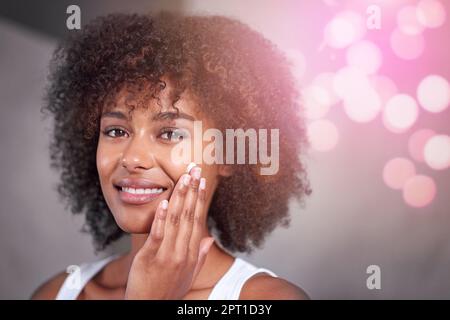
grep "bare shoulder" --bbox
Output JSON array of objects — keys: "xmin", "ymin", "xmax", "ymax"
[
  {"xmin": 240, "ymin": 273, "xmax": 310, "ymax": 300},
  {"xmin": 30, "ymin": 271, "xmax": 68, "ymax": 300}
]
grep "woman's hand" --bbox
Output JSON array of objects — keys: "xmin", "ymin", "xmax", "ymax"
[{"xmin": 124, "ymin": 166, "xmax": 215, "ymax": 300}]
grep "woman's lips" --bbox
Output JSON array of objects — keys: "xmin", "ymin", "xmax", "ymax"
[{"xmin": 117, "ymin": 187, "xmax": 167, "ymax": 205}]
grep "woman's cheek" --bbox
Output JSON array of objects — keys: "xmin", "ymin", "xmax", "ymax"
[
  {"xmin": 157, "ymin": 152, "xmax": 188, "ymax": 186},
  {"xmin": 160, "ymin": 140, "xmax": 220, "ymax": 187},
  {"xmin": 152, "ymin": 141, "xmax": 189, "ymax": 179},
  {"xmin": 96, "ymin": 142, "xmax": 120, "ymax": 181}
]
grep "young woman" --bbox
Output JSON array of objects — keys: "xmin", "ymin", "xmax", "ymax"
[{"xmin": 32, "ymin": 11, "xmax": 311, "ymax": 300}]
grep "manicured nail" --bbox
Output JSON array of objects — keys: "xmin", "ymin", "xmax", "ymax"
[
  {"xmin": 186, "ymin": 162, "xmax": 197, "ymax": 173},
  {"xmin": 199, "ymin": 178, "xmax": 206, "ymax": 190},
  {"xmin": 192, "ymin": 167, "xmax": 202, "ymax": 180},
  {"xmin": 183, "ymin": 174, "xmax": 191, "ymax": 186},
  {"xmin": 161, "ymin": 199, "xmax": 168, "ymax": 210}
]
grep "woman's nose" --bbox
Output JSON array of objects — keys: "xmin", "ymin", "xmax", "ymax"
[{"xmin": 121, "ymin": 133, "xmax": 156, "ymax": 172}]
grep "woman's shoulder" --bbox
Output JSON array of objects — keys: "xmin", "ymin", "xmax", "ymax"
[
  {"xmin": 30, "ymin": 254, "xmax": 120, "ymax": 300},
  {"xmin": 240, "ymin": 272, "xmax": 310, "ymax": 300},
  {"xmin": 232, "ymin": 257, "xmax": 309, "ymax": 300},
  {"xmin": 30, "ymin": 271, "xmax": 68, "ymax": 300}
]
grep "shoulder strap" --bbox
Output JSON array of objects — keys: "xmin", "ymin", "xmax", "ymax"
[
  {"xmin": 208, "ymin": 258, "xmax": 278, "ymax": 300},
  {"xmin": 55, "ymin": 254, "xmax": 120, "ymax": 300}
]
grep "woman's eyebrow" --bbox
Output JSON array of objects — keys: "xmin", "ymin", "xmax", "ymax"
[
  {"xmin": 152, "ymin": 111, "xmax": 195, "ymax": 121},
  {"xmin": 101, "ymin": 110, "xmax": 195, "ymax": 122},
  {"xmin": 101, "ymin": 111, "xmax": 128, "ymax": 120}
]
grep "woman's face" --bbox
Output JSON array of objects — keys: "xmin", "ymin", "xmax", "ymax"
[{"xmin": 96, "ymin": 85, "xmax": 227, "ymax": 234}]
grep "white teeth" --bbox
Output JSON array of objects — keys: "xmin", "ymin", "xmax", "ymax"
[{"xmin": 121, "ymin": 187, "xmax": 164, "ymax": 195}]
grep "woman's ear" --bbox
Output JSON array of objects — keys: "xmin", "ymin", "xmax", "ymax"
[{"xmin": 218, "ymin": 164, "xmax": 233, "ymax": 177}]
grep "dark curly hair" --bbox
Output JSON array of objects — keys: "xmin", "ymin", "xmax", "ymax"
[{"xmin": 42, "ymin": 11, "xmax": 311, "ymax": 254}]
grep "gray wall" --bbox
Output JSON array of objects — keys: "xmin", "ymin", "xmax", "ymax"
[{"xmin": 1, "ymin": 0, "xmax": 449, "ymax": 299}]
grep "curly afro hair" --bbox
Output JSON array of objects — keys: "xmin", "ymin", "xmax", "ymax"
[{"xmin": 42, "ymin": 11, "xmax": 311, "ymax": 254}]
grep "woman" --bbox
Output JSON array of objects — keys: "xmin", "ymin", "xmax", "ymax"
[{"xmin": 32, "ymin": 11, "xmax": 311, "ymax": 300}]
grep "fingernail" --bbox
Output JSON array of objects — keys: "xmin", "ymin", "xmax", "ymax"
[
  {"xmin": 183, "ymin": 174, "xmax": 191, "ymax": 186},
  {"xmin": 192, "ymin": 167, "xmax": 202, "ymax": 180},
  {"xmin": 186, "ymin": 162, "xmax": 197, "ymax": 173},
  {"xmin": 199, "ymin": 178, "xmax": 206, "ymax": 190},
  {"xmin": 161, "ymin": 199, "xmax": 168, "ymax": 210}
]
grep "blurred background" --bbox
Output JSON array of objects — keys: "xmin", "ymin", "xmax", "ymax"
[{"xmin": 0, "ymin": 0, "xmax": 449, "ymax": 299}]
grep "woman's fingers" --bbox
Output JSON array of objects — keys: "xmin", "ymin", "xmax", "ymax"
[
  {"xmin": 156, "ymin": 164, "xmax": 210, "ymax": 278},
  {"xmin": 143, "ymin": 199, "xmax": 168, "ymax": 255},
  {"xmin": 174, "ymin": 166, "xmax": 202, "ymax": 257},
  {"xmin": 188, "ymin": 177, "xmax": 208, "ymax": 261},
  {"xmin": 159, "ymin": 173, "xmax": 190, "ymax": 253}
]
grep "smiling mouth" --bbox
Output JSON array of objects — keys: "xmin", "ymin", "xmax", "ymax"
[
  {"xmin": 116, "ymin": 186, "xmax": 166, "ymax": 194},
  {"xmin": 114, "ymin": 185, "xmax": 168, "ymax": 205}
]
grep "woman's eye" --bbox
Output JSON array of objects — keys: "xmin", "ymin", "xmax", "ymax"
[
  {"xmin": 103, "ymin": 128, "xmax": 128, "ymax": 138},
  {"xmin": 159, "ymin": 128, "xmax": 188, "ymax": 142}
]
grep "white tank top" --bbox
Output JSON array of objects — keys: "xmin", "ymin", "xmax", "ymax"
[{"xmin": 55, "ymin": 254, "xmax": 278, "ymax": 300}]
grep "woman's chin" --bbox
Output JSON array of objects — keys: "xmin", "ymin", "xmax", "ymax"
[{"xmin": 112, "ymin": 211, "xmax": 155, "ymax": 234}]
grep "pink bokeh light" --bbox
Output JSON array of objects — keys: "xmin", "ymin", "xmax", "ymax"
[
  {"xmin": 383, "ymin": 94, "xmax": 419, "ymax": 133},
  {"xmin": 408, "ymin": 129, "xmax": 436, "ymax": 162},
  {"xmin": 397, "ymin": 5, "xmax": 425, "ymax": 35},
  {"xmin": 424, "ymin": 134, "xmax": 450, "ymax": 170},
  {"xmin": 324, "ymin": 11, "xmax": 365, "ymax": 49},
  {"xmin": 333, "ymin": 67, "xmax": 382, "ymax": 123},
  {"xmin": 307, "ymin": 119, "xmax": 339, "ymax": 152},
  {"xmin": 390, "ymin": 28, "xmax": 425, "ymax": 60},
  {"xmin": 403, "ymin": 175, "xmax": 437, "ymax": 208},
  {"xmin": 312, "ymin": 72, "xmax": 340, "ymax": 106},
  {"xmin": 346, "ymin": 40, "xmax": 383, "ymax": 74},
  {"xmin": 288, "ymin": 0, "xmax": 449, "ymax": 209},
  {"xmin": 417, "ymin": 0, "xmax": 447, "ymax": 28},
  {"xmin": 417, "ymin": 75, "xmax": 450, "ymax": 113},
  {"xmin": 383, "ymin": 157, "xmax": 416, "ymax": 190},
  {"xmin": 370, "ymin": 75, "xmax": 399, "ymax": 107},
  {"xmin": 333, "ymin": 66, "xmax": 369, "ymax": 99},
  {"xmin": 302, "ymin": 85, "xmax": 332, "ymax": 120},
  {"xmin": 343, "ymin": 88, "xmax": 382, "ymax": 123}
]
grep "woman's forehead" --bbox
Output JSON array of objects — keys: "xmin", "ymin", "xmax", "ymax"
[{"xmin": 101, "ymin": 84, "xmax": 203, "ymax": 121}]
